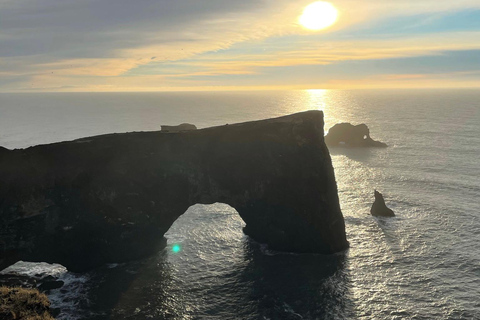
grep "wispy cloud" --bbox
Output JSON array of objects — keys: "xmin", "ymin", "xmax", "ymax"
[{"xmin": 1, "ymin": 0, "xmax": 480, "ymax": 91}]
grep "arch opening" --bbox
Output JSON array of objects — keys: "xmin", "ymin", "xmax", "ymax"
[{"xmin": 164, "ymin": 203, "xmax": 246, "ymax": 256}]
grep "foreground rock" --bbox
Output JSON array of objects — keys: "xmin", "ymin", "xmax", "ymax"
[
  {"xmin": 325, "ymin": 123, "xmax": 387, "ymax": 147},
  {"xmin": 371, "ymin": 190, "xmax": 395, "ymax": 217},
  {"xmin": 0, "ymin": 287, "xmax": 55, "ymax": 320},
  {"xmin": 0, "ymin": 270, "xmax": 64, "ymax": 294},
  {"xmin": 0, "ymin": 111, "xmax": 348, "ymax": 272},
  {"xmin": 0, "ymin": 273, "xmax": 38, "ymax": 289}
]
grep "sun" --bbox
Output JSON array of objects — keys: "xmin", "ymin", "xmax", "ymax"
[{"xmin": 299, "ymin": 1, "xmax": 338, "ymax": 30}]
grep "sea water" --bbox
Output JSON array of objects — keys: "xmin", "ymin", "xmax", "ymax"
[{"xmin": 0, "ymin": 89, "xmax": 479, "ymax": 319}]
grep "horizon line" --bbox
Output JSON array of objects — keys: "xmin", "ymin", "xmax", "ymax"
[{"xmin": 1, "ymin": 85, "xmax": 480, "ymax": 94}]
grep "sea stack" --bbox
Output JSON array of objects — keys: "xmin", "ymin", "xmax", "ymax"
[
  {"xmin": 0, "ymin": 111, "xmax": 349, "ymax": 272},
  {"xmin": 371, "ymin": 190, "xmax": 395, "ymax": 217},
  {"xmin": 325, "ymin": 123, "xmax": 387, "ymax": 147}
]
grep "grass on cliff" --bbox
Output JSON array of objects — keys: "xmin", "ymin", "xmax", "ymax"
[{"xmin": 0, "ymin": 286, "xmax": 54, "ymax": 320}]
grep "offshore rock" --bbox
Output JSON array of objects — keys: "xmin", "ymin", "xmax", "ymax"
[
  {"xmin": 371, "ymin": 190, "xmax": 395, "ymax": 217},
  {"xmin": 325, "ymin": 123, "xmax": 387, "ymax": 147},
  {"xmin": 0, "ymin": 111, "xmax": 348, "ymax": 272}
]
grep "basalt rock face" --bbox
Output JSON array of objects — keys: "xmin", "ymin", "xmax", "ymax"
[
  {"xmin": 0, "ymin": 111, "xmax": 348, "ymax": 272},
  {"xmin": 370, "ymin": 190, "xmax": 395, "ymax": 217},
  {"xmin": 325, "ymin": 123, "xmax": 387, "ymax": 147}
]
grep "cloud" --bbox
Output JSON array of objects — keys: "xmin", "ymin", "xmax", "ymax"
[
  {"xmin": 125, "ymin": 31, "xmax": 480, "ymax": 79},
  {"xmin": 0, "ymin": 0, "xmax": 301, "ymax": 59},
  {"xmin": 1, "ymin": 0, "xmax": 480, "ymax": 91}
]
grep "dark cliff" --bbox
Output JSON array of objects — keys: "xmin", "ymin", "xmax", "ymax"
[{"xmin": 0, "ymin": 111, "xmax": 348, "ymax": 272}]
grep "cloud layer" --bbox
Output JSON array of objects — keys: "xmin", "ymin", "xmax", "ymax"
[{"xmin": 1, "ymin": 0, "xmax": 480, "ymax": 91}]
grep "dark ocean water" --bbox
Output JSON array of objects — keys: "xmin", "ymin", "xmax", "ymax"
[{"xmin": 1, "ymin": 89, "xmax": 479, "ymax": 319}]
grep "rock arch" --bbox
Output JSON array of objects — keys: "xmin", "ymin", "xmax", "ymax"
[
  {"xmin": 0, "ymin": 111, "xmax": 348, "ymax": 272},
  {"xmin": 325, "ymin": 123, "xmax": 387, "ymax": 147}
]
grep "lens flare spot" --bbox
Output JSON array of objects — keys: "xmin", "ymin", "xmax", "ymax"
[{"xmin": 172, "ymin": 244, "xmax": 181, "ymax": 253}]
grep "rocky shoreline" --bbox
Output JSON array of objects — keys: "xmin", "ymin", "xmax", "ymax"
[{"xmin": 0, "ymin": 271, "xmax": 64, "ymax": 318}]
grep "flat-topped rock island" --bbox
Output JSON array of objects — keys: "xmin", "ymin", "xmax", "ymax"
[{"xmin": 0, "ymin": 111, "xmax": 349, "ymax": 272}]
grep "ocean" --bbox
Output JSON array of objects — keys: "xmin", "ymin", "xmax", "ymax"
[{"xmin": 0, "ymin": 89, "xmax": 479, "ymax": 319}]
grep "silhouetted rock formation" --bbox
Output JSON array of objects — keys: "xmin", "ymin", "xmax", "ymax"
[
  {"xmin": 370, "ymin": 190, "xmax": 395, "ymax": 217},
  {"xmin": 325, "ymin": 123, "xmax": 387, "ymax": 147},
  {"xmin": 0, "ymin": 111, "xmax": 348, "ymax": 272},
  {"xmin": 161, "ymin": 123, "xmax": 197, "ymax": 132}
]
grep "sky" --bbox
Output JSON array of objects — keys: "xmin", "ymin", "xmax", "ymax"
[{"xmin": 1, "ymin": 0, "xmax": 480, "ymax": 92}]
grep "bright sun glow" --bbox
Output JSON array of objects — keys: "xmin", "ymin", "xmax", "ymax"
[{"xmin": 299, "ymin": 1, "xmax": 338, "ymax": 30}]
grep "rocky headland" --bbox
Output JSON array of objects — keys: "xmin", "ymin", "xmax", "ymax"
[{"xmin": 0, "ymin": 111, "xmax": 349, "ymax": 272}]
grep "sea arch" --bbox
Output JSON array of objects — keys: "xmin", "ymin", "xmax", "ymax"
[{"xmin": 0, "ymin": 111, "xmax": 348, "ymax": 272}]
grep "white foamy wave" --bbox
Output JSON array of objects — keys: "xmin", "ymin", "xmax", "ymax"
[
  {"xmin": 49, "ymin": 272, "xmax": 91, "ymax": 320},
  {"xmin": 0, "ymin": 261, "xmax": 67, "ymax": 278}
]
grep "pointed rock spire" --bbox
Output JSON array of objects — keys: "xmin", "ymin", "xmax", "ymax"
[{"xmin": 371, "ymin": 190, "xmax": 395, "ymax": 217}]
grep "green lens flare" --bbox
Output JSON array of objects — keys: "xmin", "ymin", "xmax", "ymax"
[{"xmin": 172, "ymin": 244, "xmax": 181, "ymax": 253}]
